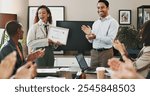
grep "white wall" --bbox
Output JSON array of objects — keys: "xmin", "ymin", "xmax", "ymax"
[
  {"xmin": 29, "ymin": 0, "xmax": 150, "ymax": 28},
  {"xmin": 0, "ymin": 0, "xmax": 29, "ymax": 56},
  {"xmin": 1, "ymin": 0, "xmax": 149, "ymax": 31},
  {"xmin": 0, "ymin": 0, "xmax": 149, "ymax": 55},
  {"xmin": 0, "ymin": 0, "xmax": 28, "ymax": 33}
]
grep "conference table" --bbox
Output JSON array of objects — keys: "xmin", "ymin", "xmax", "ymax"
[{"xmin": 36, "ymin": 66, "xmax": 111, "ymax": 79}]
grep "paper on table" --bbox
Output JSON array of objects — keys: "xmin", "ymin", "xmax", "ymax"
[
  {"xmin": 35, "ymin": 76, "xmax": 65, "ymax": 79},
  {"xmin": 48, "ymin": 26, "xmax": 69, "ymax": 45},
  {"xmin": 37, "ymin": 68, "xmax": 60, "ymax": 73},
  {"xmin": 59, "ymin": 68, "xmax": 70, "ymax": 71}
]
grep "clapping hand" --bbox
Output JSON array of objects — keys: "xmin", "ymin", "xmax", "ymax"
[
  {"xmin": 108, "ymin": 58, "xmax": 144, "ymax": 79},
  {"xmin": 0, "ymin": 51, "xmax": 17, "ymax": 79},
  {"xmin": 81, "ymin": 25, "xmax": 96, "ymax": 40},
  {"xmin": 113, "ymin": 40, "xmax": 129, "ymax": 58},
  {"xmin": 14, "ymin": 62, "xmax": 37, "ymax": 79},
  {"xmin": 113, "ymin": 40, "xmax": 124, "ymax": 51},
  {"xmin": 27, "ymin": 48, "xmax": 45, "ymax": 62},
  {"xmin": 85, "ymin": 33, "xmax": 96, "ymax": 40},
  {"xmin": 81, "ymin": 25, "xmax": 92, "ymax": 35}
]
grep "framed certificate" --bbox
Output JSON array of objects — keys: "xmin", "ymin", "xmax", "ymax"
[{"xmin": 48, "ymin": 27, "xmax": 69, "ymax": 45}]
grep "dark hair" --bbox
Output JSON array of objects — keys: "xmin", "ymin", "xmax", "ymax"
[
  {"xmin": 141, "ymin": 20, "xmax": 150, "ymax": 46},
  {"xmin": 5, "ymin": 20, "xmax": 22, "ymax": 37},
  {"xmin": 34, "ymin": 5, "xmax": 52, "ymax": 24},
  {"xmin": 98, "ymin": 0, "xmax": 109, "ymax": 7}
]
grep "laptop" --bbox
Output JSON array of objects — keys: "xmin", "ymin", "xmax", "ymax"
[{"xmin": 75, "ymin": 54, "xmax": 96, "ymax": 73}]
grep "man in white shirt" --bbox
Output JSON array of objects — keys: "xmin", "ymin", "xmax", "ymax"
[{"xmin": 81, "ymin": 0, "xmax": 119, "ymax": 67}]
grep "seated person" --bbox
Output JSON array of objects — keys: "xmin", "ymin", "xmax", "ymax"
[
  {"xmin": 113, "ymin": 20, "xmax": 150, "ymax": 78},
  {"xmin": 0, "ymin": 51, "xmax": 37, "ymax": 79},
  {"xmin": 0, "ymin": 20, "xmax": 45, "ymax": 75}
]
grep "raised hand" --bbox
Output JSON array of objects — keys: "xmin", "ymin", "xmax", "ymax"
[
  {"xmin": 0, "ymin": 51, "xmax": 17, "ymax": 79},
  {"xmin": 14, "ymin": 62, "xmax": 37, "ymax": 79},
  {"xmin": 113, "ymin": 40, "xmax": 128, "ymax": 55},
  {"xmin": 81, "ymin": 25, "xmax": 92, "ymax": 35},
  {"xmin": 108, "ymin": 58, "xmax": 144, "ymax": 79},
  {"xmin": 27, "ymin": 48, "xmax": 45, "ymax": 62}
]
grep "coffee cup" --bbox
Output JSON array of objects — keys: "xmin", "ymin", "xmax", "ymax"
[{"xmin": 96, "ymin": 67, "xmax": 105, "ymax": 79}]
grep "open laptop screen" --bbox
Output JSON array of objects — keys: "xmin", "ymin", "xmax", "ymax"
[{"xmin": 75, "ymin": 54, "xmax": 89, "ymax": 71}]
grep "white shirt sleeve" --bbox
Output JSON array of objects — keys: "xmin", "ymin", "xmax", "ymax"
[{"xmin": 27, "ymin": 24, "xmax": 49, "ymax": 50}]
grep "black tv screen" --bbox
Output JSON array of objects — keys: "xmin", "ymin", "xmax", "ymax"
[{"xmin": 56, "ymin": 21, "xmax": 93, "ymax": 53}]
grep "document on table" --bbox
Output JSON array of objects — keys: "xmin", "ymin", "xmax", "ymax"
[
  {"xmin": 48, "ymin": 26, "xmax": 69, "ymax": 45},
  {"xmin": 37, "ymin": 68, "xmax": 60, "ymax": 73},
  {"xmin": 35, "ymin": 76, "xmax": 65, "ymax": 79}
]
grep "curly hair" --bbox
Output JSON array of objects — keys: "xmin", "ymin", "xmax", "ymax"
[{"xmin": 34, "ymin": 5, "xmax": 52, "ymax": 24}]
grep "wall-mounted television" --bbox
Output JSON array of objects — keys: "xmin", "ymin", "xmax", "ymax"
[{"xmin": 56, "ymin": 21, "xmax": 93, "ymax": 54}]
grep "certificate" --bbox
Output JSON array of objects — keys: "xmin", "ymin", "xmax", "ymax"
[{"xmin": 48, "ymin": 26, "xmax": 69, "ymax": 45}]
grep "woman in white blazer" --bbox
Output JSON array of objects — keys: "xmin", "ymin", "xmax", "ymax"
[
  {"xmin": 27, "ymin": 5, "xmax": 60, "ymax": 67},
  {"xmin": 112, "ymin": 20, "xmax": 150, "ymax": 78}
]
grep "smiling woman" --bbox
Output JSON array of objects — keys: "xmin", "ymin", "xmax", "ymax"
[{"xmin": 27, "ymin": 5, "xmax": 63, "ymax": 68}]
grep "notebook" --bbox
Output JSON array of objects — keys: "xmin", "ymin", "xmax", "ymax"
[{"xmin": 75, "ymin": 54, "xmax": 96, "ymax": 73}]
